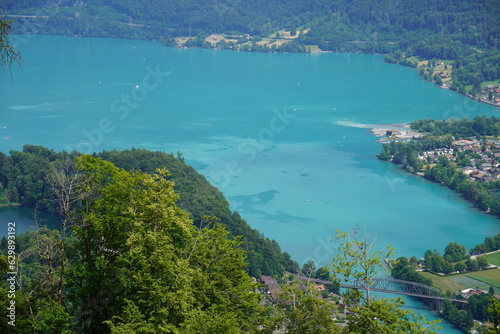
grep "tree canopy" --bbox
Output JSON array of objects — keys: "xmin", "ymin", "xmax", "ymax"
[
  {"xmin": 0, "ymin": 146, "xmax": 298, "ymax": 278},
  {"xmin": 331, "ymin": 227, "xmax": 440, "ymax": 333},
  {"xmin": 1, "ymin": 155, "xmax": 265, "ymax": 332}
]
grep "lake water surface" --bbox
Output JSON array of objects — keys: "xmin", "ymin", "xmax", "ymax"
[{"xmin": 2, "ymin": 35, "xmax": 500, "ymax": 332}]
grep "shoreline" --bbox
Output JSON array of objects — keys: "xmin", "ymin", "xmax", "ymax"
[
  {"xmin": 369, "ymin": 123, "xmax": 424, "ymax": 142},
  {"xmin": 10, "ymin": 32, "xmax": 499, "ymax": 109},
  {"xmin": 370, "ymin": 123, "xmax": 410, "ymax": 137}
]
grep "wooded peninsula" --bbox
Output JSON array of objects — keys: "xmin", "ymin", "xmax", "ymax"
[{"xmin": 379, "ymin": 116, "xmax": 500, "ymax": 217}]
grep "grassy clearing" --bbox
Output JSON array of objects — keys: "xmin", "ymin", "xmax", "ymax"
[
  {"xmin": 406, "ymin": 56, "xmax": 419, "ymax": 64},
  {"xmin": 256, "ymin": 38, "xmax": 272, "ymax": 46},
  {"xmin": 485, "ymin": 252, "xmax": 500, "ymax": 266},
  {"xmin": 447, "ymin": 272, "xmax": 500, "ymax": 294},
  {"xmin": 467, "ymin": 269, "xmax": 500, "ymax": 288},
  {"xmin": 420, "ymin": 269, "xmax": 500, "ymax": 294},
  {"xmin": 419, "ymin": 271, "xmax": 467, "ymax": 293},
  {"xmin": 306, "ymin": 45, "xmax": 322, "ymax": 52},
  {"xmin": 481, "ymin": 79, "xmax": 500, "ymax": 89},
  {"xmin": 421, "ymin": 164, "xmax": 437, "ymax": 171},
  {"xmin": 268, "ymin": 40, "xmax": 289, "ymax": 47},
  {"xmin": 269, "ymin": 29, "xmax": 300, "ymax": 39},
  {"xmin": 204, "ymin": 34, "xmax": 239, "ymax": 45},
  {"xmin": 451, "ymin": 275, "xmax": 488, "ymax": 290}
]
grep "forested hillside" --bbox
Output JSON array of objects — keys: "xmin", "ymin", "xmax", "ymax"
[
  {"xmin": 3, "ymin": 0, "xmax": 497, "ymax": 51},
  {"xmin": 0, "ymin": 145, "xmax": 298, "ymax": 278},
  {"xmin": 2, "ymin": 0, "xmax": 499, "ymax": 92},
  {"xmin": 0, "ymin": 155, "xmax": 444, "ymax": 333},
  {"xmin": 1, "ymin": 155, "xmax": 267, "ymax": 333}
]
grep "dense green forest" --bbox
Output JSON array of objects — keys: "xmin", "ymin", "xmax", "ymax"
[
  {"xmin": 0, "ymin": 151, "xmax": 445, "ymax": 333},
  {"xmin": 1, "ymin": 0, "xmax": 499, "ymax": 94},
  {"xmin": 0, "ymin": 146, "xmax": 298, "ymax": 278},
  {"xmin": 1, "ymin": 155, "xmax": 268, "ymax": 333}
]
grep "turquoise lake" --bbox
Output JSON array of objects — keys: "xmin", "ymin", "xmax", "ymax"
[{"xmin": 2, "ymin": 35, "xmax": 500, "ymax": 332}]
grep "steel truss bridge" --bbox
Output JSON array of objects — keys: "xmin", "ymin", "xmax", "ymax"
[{"xmin": 287, "ymin": 273, "xmax": 467, "ymax": 305}]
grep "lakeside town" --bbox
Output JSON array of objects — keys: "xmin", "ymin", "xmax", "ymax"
[
  {"xmin": 375, "ymin": 126, "xmax": 500, "ymax": 182},
  {"xmin": 406, "ymin": 59, "xmax": 500, "ymax": 108}
]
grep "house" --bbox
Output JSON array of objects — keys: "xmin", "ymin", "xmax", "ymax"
[
  {"xmin": 386, "ymin": 130, "xmax": 402, "ymax": 136},
  {"xmin": 461, "ymin": 167, "xmax": 475, "ymax": 175},
  {"xmin": 480, "ymin": 163, "xmax": 493, "ymax": 171},
  {"xmin": 471, "ymin": 171, "xmax": 486, "ymax": 180},
  {"xmin": 461, "ymin": 288, "xmax": 487, "ymax": 299},
  {"xmin": 260, "ymin": 275, "xmax": 282, "ymax": 300}
]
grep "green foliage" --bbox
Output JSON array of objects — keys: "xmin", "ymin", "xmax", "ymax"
[
  {"xmin": 468, "ymin": 293, "xmax": 492, "ymax": 322},
  {"xmin": 301, "ymin": 259, "xmax": 316, "ymax": 278},
  {"xmin": 331, "ymin": 231, "xmax": 440, "ymax": 333},
  {"xmin": 487, "ymin": 298, "xmax": 500, "ymax": 334},
  {"xmin": 264, "ymin": 281, "xmax": 340, "ymax": 334},
  {"xmin": 328, "ymin": 229, "xmax": 439, "ymax": 332},
  {"xmin": 444, "ymin": 242, "xmax": 467, "ymax": 263},
  {"xmin": 477, "ymin": 255, "xmax": 489, "ymax": 269},
  {"xmin": 452, "ymin": 52, "xmax": 500, "ymax": 92},
  {"xmin": 344, "ymin": 297, "xmax": 440, "ymax": 334},
  {"xmin": 471, "ymin": 234, "xmax": 500, "ymax": 255},
  {"xmin": 331, "ymin": 226, "xmax": 394, "ymax": 303},
  {"xmin": 391, "ymin": 257, "xmax": 433, "ymax": 286},
  {"xmin": 441, "ymin": 300, "xmax": 474, "ymax": 332},
  {"xmin": 411, "ymin": 117, "xmax": 500, "ymax": 139},
  {"xmin": 424, "ymin": 250, "xmax": 445, "ymax": 273},
  {"xmin": 66, "ymin": 156, "xmax": 264, "ymax": 332},
  {"xmin": 0, "ymin": 225, "xmax": 72, "ymax": 333},
  {"xmin": 0, "ymin": 146, "xmax": 298, "ymax": 279},
  {"xmin": 0, "ymin": 150, "xmax": 305, "ymax": 333},
  {"xmin": 97, "ymin": 148, "xmax": 299, "ymax": 277},
  {"xmin": 32, "ymin": 301, "xmax": 71, "ymax": 334},
  {"xmin": 4, "ymin": 1, "xmax": 499, "ymax": 71}
]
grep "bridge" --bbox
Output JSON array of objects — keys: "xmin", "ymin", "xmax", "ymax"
[{"xmin": 286, "ymin": 272, "xmax": 467, "ymax": 305}]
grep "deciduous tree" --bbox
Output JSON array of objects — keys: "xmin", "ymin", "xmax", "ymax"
[
  {"xmin": 331, "ymin": 226, "xmax": 394, "ymax": 304},
  {"xmin": 331, "ymin": 227, "xmax": 440, "ymax": 333},
  {"xmin": 344, "ymin": 298, "xmax": 440, "ymax": 334}
]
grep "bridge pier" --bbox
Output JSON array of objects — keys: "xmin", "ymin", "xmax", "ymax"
[{"xmin": 434, "ymin": 299, "xmax": 441, "ymax": 311}]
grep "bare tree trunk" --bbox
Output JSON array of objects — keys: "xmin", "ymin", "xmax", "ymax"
[{"xmin": 47, "ymin": 158, "xmax": 82, "ymax": 303}]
